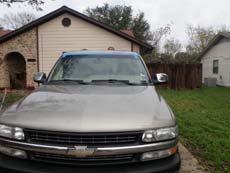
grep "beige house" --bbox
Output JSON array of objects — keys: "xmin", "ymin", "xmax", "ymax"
[
  {"xmin": 200, "ymin": 32, "xmax": 230, "ymax": 86},
  {"xmin": 0, "ymin": 6, "xmax": 152, "ymax": 89}
]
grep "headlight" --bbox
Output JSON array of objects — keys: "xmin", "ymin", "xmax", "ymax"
[
  {"xmin": 0, "ymin": 124, "xmax": 25, "ymax": 140},
  {"xmin": 142, "ymin": 126, "xmax": 178, "ymax": 142}
]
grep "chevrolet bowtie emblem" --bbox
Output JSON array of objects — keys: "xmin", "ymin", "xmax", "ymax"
[{"xmin": 69, "ymin": 146, "xmax": 94, "ymax": 158}]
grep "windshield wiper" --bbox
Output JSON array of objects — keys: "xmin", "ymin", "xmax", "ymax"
[
  {"xmin": 49, "ymin": 79, "xmax": 89, "ymax": 84},
  {"xmin": 91, "ymin": 79, "xmax": 148, "ymax": 85},
  {"xmin": 91, "ymin": 79, "xmax": 130, "ymax": 84}
]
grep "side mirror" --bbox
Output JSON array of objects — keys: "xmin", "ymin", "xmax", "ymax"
[
  {"xmin": 33, "ymin": 72, "xmax": 46, "ymax": 83},
  {"xmin": 153, "ymin": 73, "xmax": 168, "ymax": 85}
]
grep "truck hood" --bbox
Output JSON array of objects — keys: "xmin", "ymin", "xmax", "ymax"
[{"xmin": 0, "ymin": 84, "xmax": 175, "ymax": 132}]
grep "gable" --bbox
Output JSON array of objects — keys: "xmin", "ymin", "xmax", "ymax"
[
  {"xmin": 200, "ymin": 32, "xmax": 230, "ymax": 59},
  {"xmin": 38, "ymin": 13, "xmax": 134, "ymax": 73},
  {"xmin": 0, "ymin": 6, "xmax": 152, "ymax": 51},
  {"xmin": 201, "ymin": 37, "xmax": 230, "ymax": 61},
  {"xmin": 38, "ymin": 13, "xmax": 132, "ymax": 49}
]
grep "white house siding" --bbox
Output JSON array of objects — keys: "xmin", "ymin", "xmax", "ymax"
[
  {"xmin": 38, "ymin": 13, "xmax": 137, "ymax": 74},
  {"xmin": 201, "ymin": 38, "xmax": 230, "ymax": 86}
]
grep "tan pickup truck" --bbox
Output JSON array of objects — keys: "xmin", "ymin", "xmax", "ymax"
[{"xmin": 0, "ymin": 51, "xmax": 180, "ymax": 173}]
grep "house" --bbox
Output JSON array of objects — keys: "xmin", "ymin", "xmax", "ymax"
[
  {"xmin": 0, "ymin": 29, "xmax": 11, "ymax": 37},
  {"xmin": 0, "ymin": 6, "xmax": 152, "ymax": 89},
  {"xmin": 200, "ymin": 32, "xmax": 230, "ymax": 87}
]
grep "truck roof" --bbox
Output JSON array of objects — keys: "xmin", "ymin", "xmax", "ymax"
[{"xmin": 62, "ymin": 51, "xmax": 140, "ymax": 58}]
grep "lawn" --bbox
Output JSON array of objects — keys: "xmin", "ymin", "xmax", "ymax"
[
  {"xmin": 159, "ymin": 87, "xmax": 230, "ymax": 173},
  {"xmin": 1, "ymin": 92, "xmax": 26, "ymax": 109}
]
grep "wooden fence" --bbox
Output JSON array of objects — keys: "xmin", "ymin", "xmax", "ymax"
[{"xmin": 146, "ymin": 63, "xmax": 202, "ymax": 90}]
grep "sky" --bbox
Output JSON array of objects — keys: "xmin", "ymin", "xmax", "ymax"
[{"xmin": 0, "ymin": 0, "xmax": 230, "ymax": 46}]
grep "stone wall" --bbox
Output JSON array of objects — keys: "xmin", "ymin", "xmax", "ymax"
[{"xmin": 0, "ymin": 28, "xmax": 38, "ymax": 89}]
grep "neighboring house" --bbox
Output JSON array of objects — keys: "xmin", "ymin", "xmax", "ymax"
[
  {"xmin": 200, "ymin": 32, "xmax": 230, "ymax": 87},
  {"xmin": 0, "ymin": 6, "xmax": 152, "ymax": 89}
]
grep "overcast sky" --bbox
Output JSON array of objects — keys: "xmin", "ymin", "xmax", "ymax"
[{"xmin": 0, "ymin": 0, "xmax": 230, "ymax": 45}]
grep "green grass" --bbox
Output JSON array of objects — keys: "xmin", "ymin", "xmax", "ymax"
[
  {"xmin": 1, "ymin": 93, "xmax": 26, "ymax": 109},
  {"xmin": 159, "ymin": 87, "xmax": 230, "ymax": 173}
]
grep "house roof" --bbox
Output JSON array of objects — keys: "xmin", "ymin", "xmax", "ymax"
[
  {"xmin": 199, "ymin": 32, "xmax": 230, "ymax": 59},
  {"xmin": 0, "ymin": 29, "xmax": 11, "ymax": 37},
  {"xmin": 120, "ymin": 29, "xmax": 135, "ymax": 37},
  {"xmin": 0, "ymin": 6, "xmax": 153, "ymax": 50},
  {"xmin": 62, "ymin": 50, "xmax": 140, "ymax": 58}
]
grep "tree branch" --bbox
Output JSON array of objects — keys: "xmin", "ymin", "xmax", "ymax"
[{"xmin": 0, "ymin": 0, "xmax": 45, "ymax": 10}]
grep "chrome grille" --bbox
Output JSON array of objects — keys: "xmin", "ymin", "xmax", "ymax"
[
  {"xmin": 31, "ymin": 152, "xmax": 136, "ymax": 165},
  {"xmin": 24, "ymin": 129, "xmax": 141, "ymax": 146}
]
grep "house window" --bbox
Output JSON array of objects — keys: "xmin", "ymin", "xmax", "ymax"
[
  {"xmin": 27, "ymin": 59, "xmax": 36, "ymax": 62},
  {"xmin": 213, "ymin": 60, "xmax": 219, "ymax": 74}
]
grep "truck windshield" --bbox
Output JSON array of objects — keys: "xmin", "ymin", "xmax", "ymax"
[{"xmin": 48, "ymin": 54, "xmax": 150, "ymax": 85}]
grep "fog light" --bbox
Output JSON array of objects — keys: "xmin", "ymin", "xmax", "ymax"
[
  {"xmin": 141, "ymin": 146, "xmax": 177, "ymax": 161},
  {"xmin": 0, "ymin": 145, "xmax": 27, "ymax": 159}
]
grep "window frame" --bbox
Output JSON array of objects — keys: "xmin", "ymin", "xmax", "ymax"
[{"xmin": 213, "ymin": 59, "xmax": 219, "ymax": 74}]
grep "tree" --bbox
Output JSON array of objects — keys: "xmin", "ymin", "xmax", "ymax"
[
  {"xmin": 185, "ymin": 25, "xmax": 230, "ymax": 62},
  {"xmin": 85, "ymin": 3, "xmax": 151, "ymax": 42},
  {"xmin": 159, "ymin": 53, "xmax": 174, "ymax": 63},
  {"xmin": 186, "ymin": 25, "xmax": 216, "ymax": 55},
  {"xmin": 143, "ymin": 24, "xmax": 171, "ymax": 63},
  {"xmin": 131, "ymin": 12, "xmax": 151, "ymax": 42},
  {"xmin": 85, "ymin": 4, "xmax": 132, "ymax": 30},
  {"xmin": 0, "ymin": 12, "xmax": 37, "ymax": 30},
  {"xmin": 174, "ymin": 52, "xmax": 194, "ymax": 63},
  {"xmin": 150, "ymin": 24, "xmax": 171, "ymax": 48},
  {"xmin": 143, "ymin": 49, "xmax": 160, "ymax": 63},
  {"xmin": 163, "ymin": 38, "xmax": 182, "ymax": 56},
  {"xmin": 0, "ymin": 0, "xmax": 48, "ymax": 10}
]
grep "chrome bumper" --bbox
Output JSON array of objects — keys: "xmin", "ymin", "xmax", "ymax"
[{"xmin": 0, "ymin": 137, "xmax": 177, "ymax": 158}]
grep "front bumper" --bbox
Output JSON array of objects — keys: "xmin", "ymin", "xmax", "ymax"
[
  {"xmin": 0, "ymin": 152, "xmax": 181, "ymax": 173},
  {"xmin": 0, "ymin": 137, "xmax": 177, "ymax": 157},
  {"xmin": 0, "ymin": 137, "xmax": 180, "ymax": 172}
]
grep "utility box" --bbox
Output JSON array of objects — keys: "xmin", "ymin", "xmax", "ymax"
[{"xmin": 204, "ymin": 78, "xmax": 217, "ymax": 87}]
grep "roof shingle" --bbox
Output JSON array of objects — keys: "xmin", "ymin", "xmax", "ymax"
[{"xmin": 0, "ymin": 29, "xmax": 11, "ymax": 37}]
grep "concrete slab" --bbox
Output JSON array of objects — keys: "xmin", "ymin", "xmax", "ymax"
[{"xmin": 179, "ymin": 143, "xmax": 205, "ymax": 173}]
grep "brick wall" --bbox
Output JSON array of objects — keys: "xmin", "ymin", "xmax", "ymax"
[{"xmin": 0, "ymin": 28, "xmax": 38, "ymax": 89}]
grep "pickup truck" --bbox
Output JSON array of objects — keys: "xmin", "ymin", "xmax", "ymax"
[{"xmin": 0, "ymin": 51, "xmax": 180, "ymax": 173}]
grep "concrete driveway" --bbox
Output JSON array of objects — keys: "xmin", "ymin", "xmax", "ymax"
[{"xmin": 179, "ymin": 143, "xmax": 205, "ymax": 173}]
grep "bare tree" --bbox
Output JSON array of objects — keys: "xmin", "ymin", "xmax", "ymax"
[
  {"xmin": 186, "ymin": 25, "xmax": 216, "ymax": 55},
  {"xmin": 163, "ymin": 38, "xmax": 182, "ymax": 56},
  {"xmin": 150, "ymin": 24, "xmax": 171, "ymax": 48},
  {"xmin": 0, "ymin": 12, "xmax": 37, "ymax": 30},
  {"xmin": 186, "ymin": 25, "xmax": 230, "ymax": 55},
  {"xmin": 143, "ymin": 24, "xmax": 171, "ymax": 63},
  {"xmin": 0, "ymin": 0, "xmax": 48, "ymax": 10}
]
